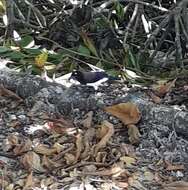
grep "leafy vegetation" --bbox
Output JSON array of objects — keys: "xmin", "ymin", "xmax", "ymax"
[{"xmin": 0, "ymin": 0, "xmax": 188, "ymax": 81}]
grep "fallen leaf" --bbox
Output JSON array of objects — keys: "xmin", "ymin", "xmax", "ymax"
[
  {"xmin": 81, "ymin": 111, "xmax": 93, "ymax": 128},
  {"xmin": 163, "ymin": 181, "xmax": 188, "ymax": 190},
  {"xmin": 23, "ymin": 172, "xmax": 34, "ymax": 190},
  {"xmin": 33, "ymin": 144, "xmax": 57, "ymax": 156},
  {"xmin": 81, "ymin": 163, "xmax": 125, "ymax": 177},
  {"xmin": 93, "ymin": 120, "xmax": 114, "ymax": 155},
  {"xmin": 154, "ymin": 78, "xmax": 176, "ymax": 97},
  {"xmin": 20, "ymin": 151, "xmax": 44, "ymax": 172},
  {"xmin": 147, "ymin": 91, "xmax": 161, "ymax": 104},
  {"xmin": 64, "ymin": 153, "xmax": 76, "ymax": 165},
  {"xmin": 127, "ymin": 124, "xmax": 141, "ymax": 144},
  {"xmin": 165, "ymin": 161, "xmax": 184, "ymax": 171},
  {"xmin": 0, "ymin": 84, "xmax": 23, "ymax": 102},
  {"xmin": 144, "ymin": 170, "xmax": 155, "ymax": 181},
  {"xmin": 53, "ymin": 142, "xmax": 64, "ymax": 153},
  {"xmin": 14, "ymin": 139, "xmax": 32, "ymax": 155},
  {"xmin": 120, "ymin": 143, "xmax": 136, "ymax": 157},
  {"xmin": 104, "ymin": 102, "xmax": 141, "ymax": 125},
  {"xmin": 114, "ymin": 181, "xmax": 129, "ymax": 189},
  {"xmin": 81, "ymin": 128, "xmax": 95, "ymax": 159},
  {"xmin": 42, "ymin": 155, "xmax": 62, "ymax": 170},
  {"xmin": 74, "ymin": 134, "xmax": 83, "ymax": 162},
  {"xmin": 96, "ymin": 124, "xmax": 109, "ymax": 139},
  {"xmin": 95, "ymin": 151, "xmax": 107, "ymax": 163}
]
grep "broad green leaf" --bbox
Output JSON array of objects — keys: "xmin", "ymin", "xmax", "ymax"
[
  {"xmin": 0, "ymin": 46, "xmax": 10, "ymax": 53},
  {"xmin": 5, "ymin": 51, "xmax": 27, "ymax": 61},
  {"xmin": 24, "ymin": 48, "xmax": 42, "ymax": 55},
  {"xmin": 19, "ymin": 35, "xmax": 35, "ymax": 48},
  {"xmin": 77, "ymin": 45, "xmax": 90, "ymax": 56},
  {"xmin": 48, "ymin": 53, "xmax": 64, "ymax": 65},
  {"xmin": 80, "ymin": 31, "xmax": 98, "ymax": 57}
]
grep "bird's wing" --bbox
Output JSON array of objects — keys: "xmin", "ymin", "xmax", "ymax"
[{"xmin": 83, "ymin": 72, "xmax": 108, "ymax": 83}]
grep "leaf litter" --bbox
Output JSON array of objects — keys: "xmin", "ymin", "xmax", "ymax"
[{"xmin": 0, "ymin": 93, "xmax": 187, "ymax": 190}]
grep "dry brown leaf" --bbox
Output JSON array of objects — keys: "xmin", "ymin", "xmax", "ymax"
[
  {"xmin": 114, "ymin": 181, "xmax": 129, "ymax": 189},
  {"xmin": 64, "ymin": 153, "xmax": 75, "ymax": 165},
  {"xmin": 81, "ymin": 128, "xmax": 95, "ymax": 159},
  {"xmin": 0, "ymin": 84, "xmax": 23, "ymax": 102},
  {"xmin": 147, "ymin": 91, "xmax": 161, "ymax": 104},
  {"xmin": 120, "ymin": 143, "xmax": 136, "ymax": 157},
  {"xmin": 46, "ymin": 117, "xmax": 75, "ymax": 134},
  {"xmin": 95, "ymin": 151, "xmax": 107, "ymax": 163},
  {"xmin": 8, "ymin": 120, "xmax": 21, "ymax": 128},
  {"xmin": 42, "ymin": 155, "xmax": 62, "ymax": 170},
  {"xmin": 53, "ymin": 142, "xmax": 64, "ymax": 153},
  {"xmin": 93, "ymin": 120, "xmax": 114, "ymax": 156},
  {"xmin": 74, "ymin": 134, "xmax": 83, "ymax": 162},
  {"xmin": 47, "ymin": 122, "xmax": 67, "ymax": 134},
  {"xmin": 3, "ymin": 134, "xmax": 19, "ymax": 152},
  {"xmin": 33, "ymin": 144, "xmax": 57, "ymax": 156},
  {"xmin": 163, "ymin": 181, "xmax": 188, "ymax": 190},
  {"xmin": 81, "ymin": 163, "xmax": 125, "ymax": 177},
  {"xmin": 7, "ymin": 134, "xmax": 19, "ymax": 145},
  {"xmin": 13, "ymin": 139, "xmax": 32, "ymax": 155},
  {"xmin": 40, "ymin": 177, "xmax": 54, "ymax": 188},
  {"xmin": 81, "ymin": 111, "xmax": 93, "ymax": 128},
  {"xmin": 154, "ymin": 78, "xmax": 176, "ymax": 97},
  {"xmin": 96, "ymin": 124, "xmax": 109, "ymax": 139},
  {"xmin": 23, "ymin": 172, "xmax": 34, "ymax": 190},
  {"xmin": 127, "ymin": 124, "xmax": 141, "ymax": 144},
  {"xmin": 104, "ymin": 102, "xmax": 141, "ymax": 125},
  {"xmin": 165, "ymin": 161, "xmax": 184, "ymax": 171},
  {"xmin": 20, "ymin": 151, "xmax": 44, "ymax": 172}
]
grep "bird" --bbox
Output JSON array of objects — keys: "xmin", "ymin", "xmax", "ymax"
[{"xmin": 69, "ymin": 70, "xmax": 120, "ymax": 85}]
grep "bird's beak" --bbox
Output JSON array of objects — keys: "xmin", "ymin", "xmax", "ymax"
[{"xmin": 68, "ymin": 75, "xmax": 74, "ymax": 81}]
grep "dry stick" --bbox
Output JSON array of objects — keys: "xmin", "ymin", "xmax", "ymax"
[
  {"xmin": 123, "ymin": 3, "xmax": 139, "ymax": 45},
  {"xmin": 174, "ymin": 8, "xmax": 183, "ymax": 68},
  {"xmin": 98, "ymin": 0, "xmax": 168, "ymax": 12},
  {"xmin": 131, "ymin": 4, "xmax": 143, "ymax": 43},
  {"xmin": 126, "ymin": 0, "xmax": 169, "ymax": 12},
  {"xmin": 137, "ymin": 11, "xmax": 172, "ymax": 64},
  {"xmin": 5, "ymin": 0, "xmax": 14, "ymax": 39},
  {"xmin": 179, "ymin": 18, "xmax": 188, "ymax": 43},
  {"xmin": 147, "ymin": 23, "xmax": 172, "ymax": 65},
  {"xmin": 181, "ymin": 3, "xmax": 188, "ymax": 34}
]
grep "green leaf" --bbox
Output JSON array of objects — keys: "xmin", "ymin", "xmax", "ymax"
[
  {"xmin": 24, "ymin": 48, "xmax": 42, "ymax": 55},
  {"xmin": 77, "ymin": 45, "xmax": 90, "ymax": 55},
  {"xmin": 19, "ymin": 35, "xmax": 35, "ymax": 48},
  {"xmin": 5, "ymin": 51, "xmax": 27, "ymax": 61},
  {"xmin": 0, "ymin": 46, "xmax": 11, "ymax": 53},
  {"xmin": 115, "ymin": 2, "xmax": 124, "ymax": 22},
  {"xmin": 48, "ymin": 53, "xmax": 64, "ymax": 64},
  {"xmin": 80, "ymin": 31, "xmax": 98, "ymax": 57}
]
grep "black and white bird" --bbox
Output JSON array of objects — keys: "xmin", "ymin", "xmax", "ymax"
[{"xmin": 69, "ymin": 70, "xmax": 121, "ymax": 89}]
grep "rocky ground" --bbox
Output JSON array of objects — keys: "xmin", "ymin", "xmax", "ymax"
[{"xmin": 0, "ymin": 69, "xmax": 188, "ymax": 190}]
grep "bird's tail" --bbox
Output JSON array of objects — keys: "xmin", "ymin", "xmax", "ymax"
[{"xmin": 108, "ymin": 75, "xmax": 121, "ymax": 81}]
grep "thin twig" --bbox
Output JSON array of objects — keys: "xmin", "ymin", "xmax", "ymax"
[{"xmin": 123, "ymin": 3, "xmax": 139, "ymax": 45}]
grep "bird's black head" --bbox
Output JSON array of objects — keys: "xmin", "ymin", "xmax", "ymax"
[
  {"xmin": 69, "ymin": 70, "xmax": 85, "ymax": 84},
  {"xmin": 71, "ymin": 70, "xmax": 81, "ymax": 78}
]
